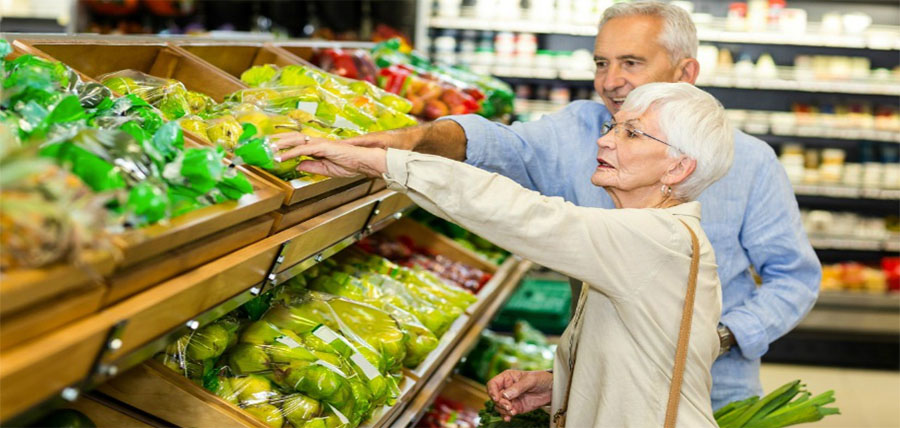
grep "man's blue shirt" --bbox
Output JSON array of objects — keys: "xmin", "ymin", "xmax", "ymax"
[{"xmin": 448, "ymin": 100, "xmax": 821, "ymax": 409}]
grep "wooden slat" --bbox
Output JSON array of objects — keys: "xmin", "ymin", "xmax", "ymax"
[
  {"xmin": 0, "ymin": 250, "xmax": 113, "ymax": 315},
  {"xmin": 0, "ymin": 283, "xmax": 105, "ymax": 349},
  {"xmin": 100, "ymin": 242, "xmax": 282, "ymax": 361},
  {"xmin": 0, "ymin": 313, "xmax": 115, "ymax": 421},
  {"xmin": 104, "ymin": 215, "xmax": 275, "ymax": 306},
  {"xmin": 64, "ymin": 394, "xmax": 157, "ymax": 428},
  {"xmin": 100, "ymin": 360, "xmax": 267, "ymax": 428},
  {"xmin": 270, "ymin": 180, "xmax": 372, "ymax": 233},
  {"xmin": 274, "ymin": 192, "xmax": 383, "ymax": 274},
  {"xmin": 366, "ymin": 191, "xmax": 415, "ymax": 226}
]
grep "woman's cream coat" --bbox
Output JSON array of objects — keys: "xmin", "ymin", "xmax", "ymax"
[{"xmin": 383, "ymin": 149, "xmax": 722, "ymax": 427}]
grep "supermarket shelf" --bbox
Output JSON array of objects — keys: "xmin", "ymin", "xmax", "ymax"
[
  {"xmin": 808, "ymin": 235, "xmax": 900, "ymax": 252},
  {"xmin": 793, "ymin": 184, "xmax": 900, "ymax": 201},
  {"xmin": 389, "ymin": 259, "xmax": 533, "ymax": 428},
  {"xmin": 738, "ymin": 123, "xmax": 900, "ymax": 144},
  {"xmin": 797, "ymin": 306, "xmax": 900, "ymax": 336},
  {"xmin": 428, "ymin": 16, "xmax": 900, "ymax": 50},
  {"xmin": 490, "ymin": 66, "xmax": 900, "ymax": 96},
  {"xmin": 816, "ymin": 291, "xmax": 900, "ymax": 311}
]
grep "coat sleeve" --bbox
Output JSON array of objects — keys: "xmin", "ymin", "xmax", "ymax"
[{"xmin": 383, "ymin": 149, "xmax": 673, "ymax": 299}]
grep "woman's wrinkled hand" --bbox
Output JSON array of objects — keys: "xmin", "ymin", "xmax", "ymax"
[
  {"xmin": 486, "ymin": 370, "xmax": 553, "ymax": 422},
  {"xmin": 270, "ymin": 132, "xmax": 387, "ymax": 178}
]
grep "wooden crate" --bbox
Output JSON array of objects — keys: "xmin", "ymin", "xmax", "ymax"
[
  {"xmin": 175, "ymin": 42, "xmax": 307, "ymax": 80},
  {"xmin": 274, "ymin": 41, "xmax": 376, "ymax": 65},
  {"xmin": 0, "ymin": 282, "xmax": 105, "ymax": 350},
  {"xmin": 16, "ymin": 39, "xmax": 243, "ymax": 101},
  {"xmin": 8, "ymin": 40, "xmax": 285, "ymax": 268}
]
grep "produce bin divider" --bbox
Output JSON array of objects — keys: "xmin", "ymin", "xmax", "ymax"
[
  {"xmin": 390, "ymin": 259, "xmax": 532, "ymax": 428},
  {"xmin": 272, "ymin": 233, "xmax": 362, "ymax": 285},
  {"xmin": 82, "ymin": 320, "xmax": 129, "ymax": 388}
]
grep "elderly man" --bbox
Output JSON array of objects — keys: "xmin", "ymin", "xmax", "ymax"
[{"xmin": 278, "ymin": 1, "xmax": 821, "ymax": 410}]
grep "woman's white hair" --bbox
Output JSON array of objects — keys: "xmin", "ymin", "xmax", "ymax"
[
  {"xmin": 599, "ymin": 1, "xmax": 698, "ymax": 63},
  {"xmin": 621, "ymin": 82, "xmax": 733, "ymax": 201}
]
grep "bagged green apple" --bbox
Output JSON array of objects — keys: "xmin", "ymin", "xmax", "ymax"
[
  {"xmin": 264, "ymin": 291, "xmax": 408, "ymax": 375},
  {"xmin": 99, "ymin": 69, "xmax": 214, "ymax": 120},
  {"xmin": 305, "ymin": 266, "xmax": 439, "ymax": 368},
  {"xmin": 155, "ymin": 314, "xmax": 243, "ymax": 384},
  {"xmin": 238, "ymin": 64, "xmax": 417, "ymax": 131}
]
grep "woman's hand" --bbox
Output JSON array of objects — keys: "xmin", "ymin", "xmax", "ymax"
[
  {"xmin": 486, "ymin": 370, "xmax": 553, "ymax": 421},
  {"xmin": 271, "ymin": 132, "xmax": 387, "ymax": 178}
]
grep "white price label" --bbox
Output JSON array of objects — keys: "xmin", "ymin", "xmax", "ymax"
[
  {"xmin": 313, "ymin": 325, "xmax": 340, "ymax": 343},
  {"xmin": 350, "ymin": 353, "xmax": 381, "ymax": 381},
  {"xmin": 276, "ymin": 335, "xmax": 301, "ymax": 349},
  {"xmin": 329, "ymin": 404, "xmax": 350, "ymax": 425},
  {"xmin": 296, "ymin": 102, "xmax": 318, "ymax": 115}
]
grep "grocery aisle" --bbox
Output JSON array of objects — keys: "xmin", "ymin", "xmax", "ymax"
[{"xmin": 761, "ymin": 364, "xmax": 900, "ymax": 428}]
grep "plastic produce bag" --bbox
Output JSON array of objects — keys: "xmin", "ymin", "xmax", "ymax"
[
  {"xmin": 263, "ymin": 291, "xmax": 408, "ymax": 375},
  {"xmin": 99, "ymin": 69, "xmax": 214, "ymax": 120},
  {"xmin": 304, "ymin": 264, "xmax": 440, "ymax": 368},
  {"xmin": 237, "ymin": 63, "xmax": 416, "ymax": 130},
  {"xmin": 156, "ymin": 314, "xmax": 243, "ymax": 384}
]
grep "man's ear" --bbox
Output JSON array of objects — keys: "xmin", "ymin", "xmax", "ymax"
[
  {"xmin": 675, "ymin": 58, "xmax": 700, "ymax": 84},
  {"xmin": 662, "ymin": 156, "xmax": 697, "ymax": 187}
]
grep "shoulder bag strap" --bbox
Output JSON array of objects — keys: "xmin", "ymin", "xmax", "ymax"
[{"xmin": 664, "ymin": 220, "xmax": 702, "ymax": 428}]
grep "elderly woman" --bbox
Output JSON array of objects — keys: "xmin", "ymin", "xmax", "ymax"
[{"xmin": 275, "ymin": 82, "xmax": 733, "ymax": 427}]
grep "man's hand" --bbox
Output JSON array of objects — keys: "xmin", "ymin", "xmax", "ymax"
[
  {"xmin": 486, "ymin": 370, "xmax": 553, "ymax": 422},
  {"xmin": 271, "ymin": 133, "xmax": 387, "ymax": 178}
]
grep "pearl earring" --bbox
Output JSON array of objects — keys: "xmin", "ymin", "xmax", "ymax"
[{"xmin": 661, "ymin": 184, "xmax": 672, "ymax": 196}]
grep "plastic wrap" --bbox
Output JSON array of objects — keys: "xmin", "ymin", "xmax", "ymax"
[
  {"xmin": 238, "ymin": 63, "xmax": 416, "ymax": 129},
  {"xmin": 1, "ymin": 52, "xmax": 252, "ymax": 228},
  {"xmin": 304, "ymin": 263, "xmax": 440, "ymax": 368},
  {"xmin": 369, "ymin": 39, "xmax": 514, "ymax": 120},
  {"xmin": 99, "ymin": 70, "xmax": 214, "ymax": 120},
  {"xmin": 312, "ymin": 48, "xmax": 378, "ymax": 84}
]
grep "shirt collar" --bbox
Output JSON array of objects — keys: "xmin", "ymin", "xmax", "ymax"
[{"xmin": 665, "ymin": 201, "xmax": 702, "ymax": 220}]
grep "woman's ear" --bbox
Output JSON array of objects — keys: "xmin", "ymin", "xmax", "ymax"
[{"xmin": 662, "ymin": 156, "xmax": 696, "ymax": 187}]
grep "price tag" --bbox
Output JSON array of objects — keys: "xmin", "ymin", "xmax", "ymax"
[
  {"xmin": 276, "ymin": 335, "xmax": 301, "ymax": 349},
  {"xmin": 296, "ymin": 101, "xmax": 318, "ymax": 115},
  {"xmin": 351, "ymin": 353, "xmax": 381, "ymax": 380}
]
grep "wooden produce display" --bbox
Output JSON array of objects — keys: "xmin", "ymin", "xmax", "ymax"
[
  {"xmin": 89, "ymin": 220, "xmax": 524, "ymax": 428},
  {"xmin": 175, "ymin": 40, "xmax": 374, "ymax": 231},
  {"xmin": 1, "ymin": 42, "xmax": 282, "ymax": 350}
]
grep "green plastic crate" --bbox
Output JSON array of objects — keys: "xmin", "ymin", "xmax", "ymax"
[{"xmin": 491, "ymin": 278, "xmax": 572, "ymax": 335}]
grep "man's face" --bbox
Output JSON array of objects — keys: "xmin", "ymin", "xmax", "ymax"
[{"xmin": 593, "ymin": 15, "xmax": 681, "ymax": 113}]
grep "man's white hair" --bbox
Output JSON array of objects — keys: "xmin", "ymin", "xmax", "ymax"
[
  {"xmin": 599, "ymin": 1, "xmax": 698, "ymax": 63},
  {"xmin": 621, "ymin": 82, "xmax": 733, "ymax": 201}
]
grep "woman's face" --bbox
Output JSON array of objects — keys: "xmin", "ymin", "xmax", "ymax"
[{"xmin": 591, "ymin": 109, "xmax": 676, "ymax": 194}]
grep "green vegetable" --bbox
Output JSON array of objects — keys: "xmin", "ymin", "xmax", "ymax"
[
  {"xmin": 716, "ymin": 380, "xmax": 839, "ymax": 428},
  {"xmin": 477, "ymin": 400, "xmax": 549, "ymax": 428}
]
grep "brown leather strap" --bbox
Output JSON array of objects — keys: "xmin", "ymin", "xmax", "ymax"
[{"xmin": 664, "ymin": 220, "xmax": 701, "ymax": 428}]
